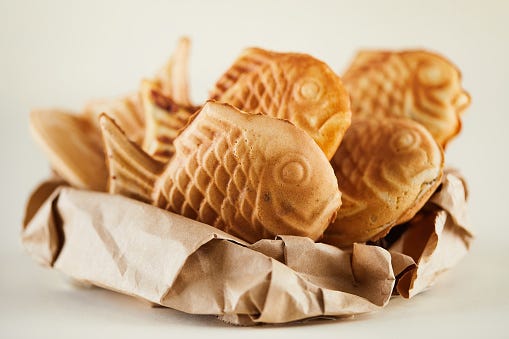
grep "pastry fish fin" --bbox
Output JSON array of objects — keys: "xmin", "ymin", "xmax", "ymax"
[
  {"xmin": 99, "ymin": 113, "xmax": 165, "ymax": 203},
  {"xmin": 155, "ymin": 36, "xmax": 192, "ymax": 106},
  {"xmin": 209, "ymin": 47, "xmax": 272, "ymax": 100},
  {"xmin": 30, "ymin": 109, "xmax": 108, "ymax": 191},
  {"xmin": 140, "ymin": 80, "xmax": 195, "ymax": 162}
]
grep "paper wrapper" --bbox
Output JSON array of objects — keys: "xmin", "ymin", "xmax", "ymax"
[
  {"xmin": 21, "ymin": 170, "xmax": 472, "ymax": 325},
  {"xmin": 388, "ymin": 169, "xmax": 474, "ymax": 298}
]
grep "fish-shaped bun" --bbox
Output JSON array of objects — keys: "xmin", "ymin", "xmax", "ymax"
[
  {"xmin": 210, "ymin": 48, "xmax": 351, "ymax": 159},
  {"xmin": 30, "ymin": 109, "xmax": 108, "ymax": 190},
  {"xmin": 100, "ymin": 101, "xmax": 341, "ymax": 243},
  {"xmin": 342, "ymin": 50, "xmax": 470, "ymax": 148},
  {"xmin": 322, "ymin": 117, "xmax": 444, "ymax": 247},
  {"xmin": 140, "ymin": 80, "xmax": 198, "ymax": 162}
]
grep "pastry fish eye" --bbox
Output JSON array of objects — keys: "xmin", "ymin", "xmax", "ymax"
[
  {"xmin": 390, "ymin": 129, "xmax": 421, "ymax": 153},
  {"xmin": 273, "ymin": 153, "xmax": 311, "ymax": 186},
  {"xmin": 293, "ymin": 77, "xmax": 323, "ymax": 102},
  {"xmin": 417, "ymin": 61, "xmax": 448, "ymax": 87}
]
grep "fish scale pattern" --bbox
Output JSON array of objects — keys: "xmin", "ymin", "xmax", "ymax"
[
  {"xmin": 160, "ymin": 115, "xmax": 265, "ymax": 242},
  {"xmin": 343, "ymin": 54, "xmax": 410, "ymax": 119},
  {"xmin": 334, "ymin": 119, "xmax": 408, "ymax": 206},
  {"xmin": 220, "ymin": 62, "xmax": 289, "ymax": 119},
  {"xmin": 334, "ymin": 120, "xmax": 381, "ymax": 194}
]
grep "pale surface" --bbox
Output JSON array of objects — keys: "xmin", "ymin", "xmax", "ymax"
[{"xmin": 1, "ymin": 0, "xmax": 508, "ymax": 338}]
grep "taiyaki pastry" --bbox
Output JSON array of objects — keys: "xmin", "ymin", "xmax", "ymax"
[
  {"xmin": 140, "ymin": 80, "xmax": 198, "ymax": 162},
  {"xmin": 210, "ymin": 47, "xmax": 351, "ymax": 159},
  {"xmin": 322, "ymin": 117, "xmax": 444, "ymax": 247},
  {"xmin": 30, "ymin": 109, "xmax": 108, "ymax": 191},
  {"xmin": 100, "ymin": 101, "xmax": 341, "ymax": 243},
  {"xmin": 342, "ymin": 50, "xmax": 470, "ymax": 148}
]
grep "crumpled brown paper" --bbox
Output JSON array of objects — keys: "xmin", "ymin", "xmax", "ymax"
[
  {"xmin": 22, "ymin": 185, "xmax": 399, "ymax": 325},
  {"xmin": 388, "ymin": 169, "xmax": 474, "ymax": 298},
  {"xmin": 21, "ymin": 169, "xmax": 472, "ymax": 325}
]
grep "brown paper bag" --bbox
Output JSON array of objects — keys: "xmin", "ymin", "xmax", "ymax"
[{"xmin": 21, "ymin": 169, "xmax": 472, "ymax": 325}]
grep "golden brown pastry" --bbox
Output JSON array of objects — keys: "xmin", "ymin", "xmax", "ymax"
[
  {"xmin": 30, "ymin": 109, "xmax": 108, "ymax": 191},
  {"xmin": 210, "ymin": 47, "xmax": 351, "ymax": 159},
  {"xmin": 342, "ymin": 50, "xmax": 470, "ymax": 148},
  {"xmin": 100, "ymin": 101, "xmax": 341, "ymax": 243},
  {"xmin": 322, "ymin": 117, "xmax": 444, "ymax": 247},
  {"xmin": 140, "ymin": 80, "xmax": 198, "ymax": 162}
]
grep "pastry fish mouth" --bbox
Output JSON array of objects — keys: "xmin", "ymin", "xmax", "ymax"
[{"xmin": 453, "ymin": 90, "xmax": 471, "ymax": 115}]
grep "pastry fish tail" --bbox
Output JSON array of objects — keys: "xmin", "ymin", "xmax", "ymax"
[
  {"xmin": 99, "ymin": 113, "xmax": 165, "ymax": 204},
  {"xmin": 141, "ymin": 80, "xmax": 195, "ymax": 162},
  {"xmin": 155, "ymin": 36, "xmax": 192, "ymax": 106}
]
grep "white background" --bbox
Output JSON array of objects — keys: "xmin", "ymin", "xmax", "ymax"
[{"xmin": 1, "ymin": 0, "xmax": 508, "ymax": 338}]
